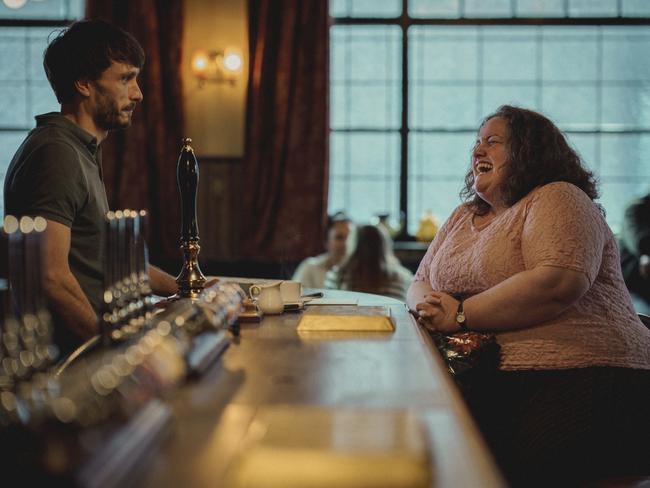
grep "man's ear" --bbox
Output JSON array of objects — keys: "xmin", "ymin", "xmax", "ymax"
[{"xmin": 74, "ymin": 78, "xmax": 92, "ymax": 98}]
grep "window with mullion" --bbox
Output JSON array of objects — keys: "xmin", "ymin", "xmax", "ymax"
[
  {"xmin": 329, "ymin": 0, "xmax": 650, "ymax": 235},
  {"xmin": 0, "ymin": 1, "xmax": 83, "ymax": 216},
  {"xmin": 329, "ymin": 25, "xmax": 402, "ymax": 227}
]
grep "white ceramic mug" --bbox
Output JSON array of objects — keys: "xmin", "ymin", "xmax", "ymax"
[
  {"xmin": 249, "ymin": 281, "xmax": 284, "ymax": 314},
  {"xmin": 280, "ymin": 280, "xmax": 302, "ymax": 304}
]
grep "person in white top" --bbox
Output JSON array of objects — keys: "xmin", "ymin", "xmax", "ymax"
[{"xmin": 292, "ymin": 212, "xmax": 354, "ymax": 288}]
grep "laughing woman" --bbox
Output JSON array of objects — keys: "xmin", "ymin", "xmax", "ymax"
[{"xmin": 407, "ymin": 105, "xmax": 650, "ymax": 486}]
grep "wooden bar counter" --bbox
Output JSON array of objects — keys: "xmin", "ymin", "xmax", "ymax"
[{"xmin": 140, "ymin": 289, "xmax": 505, "ymax": 487}]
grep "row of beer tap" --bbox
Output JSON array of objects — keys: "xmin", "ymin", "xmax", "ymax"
[{"xmin": 0, "ymin": 210, "xmax": 244, "ymax": 469}]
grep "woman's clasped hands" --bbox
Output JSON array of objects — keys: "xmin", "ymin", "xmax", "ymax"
[{"xmin": 415, "ymin": 291, "xmax": 461, "ymax": 333}]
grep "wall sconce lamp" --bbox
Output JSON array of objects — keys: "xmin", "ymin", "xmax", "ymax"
[{"xmin": 191, "ymin": 47, "xmax": 243, "ymax": 87}]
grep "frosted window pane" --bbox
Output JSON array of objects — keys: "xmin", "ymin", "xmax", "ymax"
[
  {"xmin": 410, "ymin": 84, "xmax": 479, "ymax": 129},
  {"xmin": 329, "ymin": 0, "xmax": 348, "ymax": 17},
  {"xmin": 542, "ymin": 29, "xmax": 598, "ymax": 81},
  {"xmin": 568, "ymin": 0, "xmax": 618, "ymax": 17},
  {"xmin": 330, "ymin": 16, "xmax": 650, "ymax": 238},
  {"xmin": 331, "ymin": 83, "xmax": 401, "ymax": 129},
  {"xmin": 409, "ymin": 0, "xmax": 460, "ymax": 18},
  {"xmin": 600, "ymin": 182, "xmax": 650, "ymax": 234},
  {"xmin": 622, "ymin": 0, "xmax": 650, "ymax": 16},
  {"xmin": 349, "ymin": 133, "xmax": 399, "ymax": 177},
  {"xmin": 464, "ymin": 0, "xmax": 512, "ymax": 17},
  {"xmin": 28, "ymin": 27, "xmax": 57, "ymax": 80},
  {"xmin": 330, "ymin": 83, "xmax": 348, "ymax": 128},
  {"xmin": 602, "ymin": 30, "xmax": 650, "ymax": 82},
  {"xmin": 330, "ymin": 33, "xmax": 348, "ymax": 83},
  {"xmin": 409, "ymin": 26, "xmax": 479, "ymax": 82},
  {"xmin": 330, "ymin": 133, "xmax": 347, "ymax": 177},
  {"xmin": 409, "ymin": 132, "xmax": 473, "ymax": 178},
  {"xmin": 0, "ymin": 131, "xmax": 25, "ymax": 172},
  {"xmin": 516, "ymin": 0, "xmax": 565, "ymax": 17},
  {"xmin": 30, "ymin": 82, "xmax": 59, "ymax": 117},
  {"xmin": 347, "ymin": 179, "xmax": 400, "ymax": 225},
  {"xmin": 0, "ymin": 30, "xmax": 26, "ymax": 81},
  {"xmin": 330, "ymin": 0, "xmax": 401, "ymax": 18},
  {"xmin": 408, "ymin": 180, "xmax": 463, "ymax": 235},
  {"xmin": 601, "ymin": 86, "xmax": 650, "ymax": 129},
  {"xmin": 328, "ymin": 175, "xmax": 348, "ymax": 214},
  {"xmin": 330, "ymin": 132, "xmax": 399, "ymax": 178},
  {"xmin": 482, "ymin": 38, "xmax": 537, "ymax": 82},
  {"xmin": 601, "ymin": 134, "xmax": 650, "ymax": 177},
  {"xmin": 0, "ymin": 0, "xmax": 83, "ymax": 19},
  {"xmin": 330, "ymin": 26, "xmax": 401, "ymax": 130},
  {"xmin": 566, "ymin": 133, "xmax": 599, "ymax": 169},
  {"xmin": 0, "ymin": 83, "xmax": 27, "ymax": 127},
  {"xmin": 351, "ymin": 31, "xmax": 399, "ymax": 81},
  {"xmin": 542, "ymin": 85, "xmax": 598, "ymax": 128},
  {"xmin": 329, "ymin": 131, "xmax": 400, "ymax": 223},
  {"xmin": 0, "ymin": 131, "xmax": 27, "ymax": 216},
  {"xmin": 331, "ymin": 26, "xmax": 401, "ymax": 82},
  {"xmin": 481, "ymin": 84, "xmax": 538, "ymax": 116}
]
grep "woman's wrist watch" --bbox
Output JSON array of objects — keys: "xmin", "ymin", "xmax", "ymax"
[{"xmin": 455, "ymin": 298, "xmax": 469, "ymax": 331}]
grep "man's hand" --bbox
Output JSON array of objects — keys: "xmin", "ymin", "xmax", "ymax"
[{"xmin": 204, "ymin": 276, "xmax": 220, "ymax": 288}]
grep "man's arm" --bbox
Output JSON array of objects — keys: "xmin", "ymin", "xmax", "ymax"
[
  {"xmin": 149, "ymin": 265, "xmax": 179, "ymax": 296},
  {"xmin": 42, "ymin": 219, "xmax": 98, "ymax": 340}
]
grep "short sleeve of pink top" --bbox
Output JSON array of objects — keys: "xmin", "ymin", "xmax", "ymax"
[{"xmin": 414, "ymin": 182, "xmax": 650, "ymax": 371}]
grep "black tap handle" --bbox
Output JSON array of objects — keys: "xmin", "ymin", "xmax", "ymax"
[{"xmin": 177, "ymin": 138, "xmax": 200, "ymax": 242}]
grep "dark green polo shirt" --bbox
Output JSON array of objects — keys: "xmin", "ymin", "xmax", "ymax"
[{"xmin": 4, "ymin": 112, "xmax": 109, "ymax": 354}]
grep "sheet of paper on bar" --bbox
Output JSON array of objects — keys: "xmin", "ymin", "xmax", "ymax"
[
  {"xmin": 304, "ymin": 297, "xmax": 358, "ymax": 306},
  {"xmin": 296, "ymin": 305, "xmax": 395, "ymax": 332},
  {"xmin": 224, "ymin": 406, "xmax": 432, "ymax": 488}
]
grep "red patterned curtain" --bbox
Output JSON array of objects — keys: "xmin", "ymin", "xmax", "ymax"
[
  {"xmin": 242, "ymin": 0, "xmax": 329, "ymax": 261},
  {"xmin": 85, "ymin": 0, "xmax": 184, "ymax": 263}
]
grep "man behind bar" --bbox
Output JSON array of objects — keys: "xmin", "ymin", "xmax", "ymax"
[{"xmin": 3, "ymin": 19, "xmax": 178, "ymax": 356}]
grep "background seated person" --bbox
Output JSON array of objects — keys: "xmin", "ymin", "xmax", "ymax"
[
  {"xmin": 619, "ymin": 192, "xmax": 650, "ymax": 315},
  {"xmin": 407, "ymin": 105, "xmax": 650, "ymax": 487},
  {"xmin": 292, "ymin": 211, "xmax": 353, "ymax": 288},
  {"xmin": 325, "ymin": 224, "xmax": 413, "ymax": 301}
]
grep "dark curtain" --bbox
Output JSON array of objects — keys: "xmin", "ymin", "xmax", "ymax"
[
  {"xmin": 242, "ymin": 0, "xmax": 329, "ymax": 261},
  {"xmin": 85, "ymin": 0, "xmax": 184, "ymax": 264}
]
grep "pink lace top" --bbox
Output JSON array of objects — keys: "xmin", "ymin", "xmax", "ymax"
[{"xmin": 415, "ymin": 182, "xmax": 650, "ymax": 371}]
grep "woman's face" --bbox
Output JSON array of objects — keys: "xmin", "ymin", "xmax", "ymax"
[{"xmin": 472, "ymin": 116, "xmax": 510, "ymax": 210}]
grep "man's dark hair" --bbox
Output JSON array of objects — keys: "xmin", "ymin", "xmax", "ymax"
[
  {"xmin": 460, "ymin": 105, "xmax": 600, "ymax": 216},
  {"xmin": 43, "ymin": 19, "xmax": 145, "ymax": 104}
]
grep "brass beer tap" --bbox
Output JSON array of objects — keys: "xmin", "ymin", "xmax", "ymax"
[{"xmin": 175, "ymin": 138, "xmax": 207, "ymax": 299}]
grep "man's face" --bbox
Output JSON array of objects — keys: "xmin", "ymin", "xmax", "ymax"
[
  {"xmin": 326, "ymin": 221, "xmax": 352, "ymax": 262},
  {"xmin": 89, "ymin": 61, "xmax": 143, "ymax": 131}
]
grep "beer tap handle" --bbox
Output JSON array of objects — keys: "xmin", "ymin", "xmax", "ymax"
[
  {"xmin": 175, "ymin": 138, "xmax": 206, "ymax": 299},
  {"xmin": 177, "ymin": 138, "xmax": 200, "ymax": 243}
]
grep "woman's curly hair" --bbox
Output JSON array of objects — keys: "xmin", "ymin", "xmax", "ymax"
[{"xmin": 460, "ymin": 105, "xmax": 600, "ymax": 215}]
